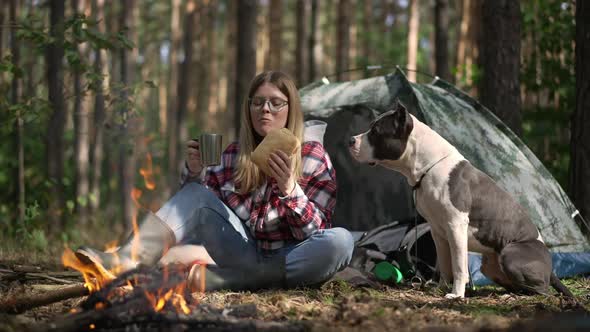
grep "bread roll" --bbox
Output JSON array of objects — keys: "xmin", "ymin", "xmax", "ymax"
[{"xmin": 251, "ymin": 128, "xmax": 300, "ymax": 176}]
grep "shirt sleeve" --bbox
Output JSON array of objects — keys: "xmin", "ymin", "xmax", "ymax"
[
  {"xmin": 280, "ymin": 142, "xmax": 337, "ymax": 240},
  {"xmin": 179, "ymin": 161, "xmax": 203, "ymax": 187}
]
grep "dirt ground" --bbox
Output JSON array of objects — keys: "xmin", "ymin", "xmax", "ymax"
[{"xmin": 1, "ymin": 260, "xmax": 590, "ymax": 332}]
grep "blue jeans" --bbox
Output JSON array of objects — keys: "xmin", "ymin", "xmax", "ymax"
[{"xmin": 155, "ymin": 183, "xmax": 354, "ymax": 289}]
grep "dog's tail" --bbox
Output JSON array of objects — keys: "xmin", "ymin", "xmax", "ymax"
[{"xmin": 550, "ymin": 272, "xmax": 574, "ymax": 298}]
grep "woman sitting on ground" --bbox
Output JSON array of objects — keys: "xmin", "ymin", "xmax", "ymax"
[{"xmin": 76, "ymin": 70, "xmax": 354, "ymax": 292}]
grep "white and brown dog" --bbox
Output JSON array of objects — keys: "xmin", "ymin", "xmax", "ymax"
[{"xmin": 348, "ymin": 101, "xmax": 573, "ymax": 299}]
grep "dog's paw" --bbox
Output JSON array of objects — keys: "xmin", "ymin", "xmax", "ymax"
[{"xmin": 444, "ymin": 293, "xmax": 464, "ymax": 300}]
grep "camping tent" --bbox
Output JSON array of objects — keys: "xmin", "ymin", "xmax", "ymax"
[{"xmin": 299, "ymin": 68, "xmax": 590, "ymax": 254}]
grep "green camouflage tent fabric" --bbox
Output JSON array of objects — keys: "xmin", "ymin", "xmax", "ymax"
[{"xmin": 300, "ymin": 68, "xmax": 589, "ymax": 252}]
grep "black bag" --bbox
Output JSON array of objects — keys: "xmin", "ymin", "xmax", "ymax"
[{"xmin": 349, "ymin": 220, "xmax": 437, "ymax": 283}]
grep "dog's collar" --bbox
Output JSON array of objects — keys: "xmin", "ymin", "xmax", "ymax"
[{"xmin": 411, "ymin": 154, "xmax": 451, "ymax": 190}]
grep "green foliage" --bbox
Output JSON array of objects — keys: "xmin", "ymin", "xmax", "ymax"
[
  {"xmin": 0, "ymin": 8, "xmax": 138, "ymax": 233},
  {"xmin": 8, "ymin": 200, "xmax": 50, "ymax": 251},
  {"xmin": 520, "ymin": 0, "xmax": 575, "ymax": 190}
]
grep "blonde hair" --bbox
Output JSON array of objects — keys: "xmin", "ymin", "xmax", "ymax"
[{"xmin": 235, "ymin": 71, "xmax": 304, "ymax": 194}]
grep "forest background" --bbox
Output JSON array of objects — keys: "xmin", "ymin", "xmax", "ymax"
[{"xmin": 0, "ymin": 0, "xmax": 588, "ymax": 257}]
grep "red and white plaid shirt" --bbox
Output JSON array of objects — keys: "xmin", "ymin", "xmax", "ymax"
[{"xmin": 181, "ymin": 140, "xmax": 337, "ymax": 250}]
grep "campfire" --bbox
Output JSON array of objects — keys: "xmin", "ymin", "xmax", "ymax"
[
  {"xmin": 22, "ymin": 154, "xmax": 308, "ymax": 331},
  {"xmin": 43, "ymin": 254, "xmax": 306, "ymax": 331}
]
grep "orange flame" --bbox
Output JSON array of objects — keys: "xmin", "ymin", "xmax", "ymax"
[
  {"xmin": 63, "ymin": 245, "xmax": 195, "ymax": 314},
  {"xmin": 62, "ymin": 247, "xmax": 115, "ymax": 292},
  {"xmin": 129, "ymin": 188, "xmax": 142, "ymax": 263},
  {"xmin": 62, "ymin": 151, "xmax": 197, "ymax": 314},
  {"xmin": 139, "ymin": 153, "xmax": 156, "ymax": 190}
]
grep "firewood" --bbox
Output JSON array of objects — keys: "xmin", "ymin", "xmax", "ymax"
[
  {"xmin": 0, "ymin": 268, "xmax": 82, "ymax": 284},
  {"xmin": 0, "ymin": 283, "xmax": 88, "ymax": 314},
  {"xmin": 12, "ymin": 265, "xmax": 42, "ymax": 273},
  {"xmin": 25, "ymin": 272, "xmax": 77, "ymax": 284}
]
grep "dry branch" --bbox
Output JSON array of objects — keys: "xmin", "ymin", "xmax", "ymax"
[
  {"xmin": 0, "ymin": 268, "xmax": 82, "ymax": 284},
  {"xmin": 0, "ymin": 283, "xmax": 88, "ymax": 314}
]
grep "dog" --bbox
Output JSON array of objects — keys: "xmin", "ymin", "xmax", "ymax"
[{"xmin": 348, "ymin": 101, "xmax": 573, "ymax": 299}]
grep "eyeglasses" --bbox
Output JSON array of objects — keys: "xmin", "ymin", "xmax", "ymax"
[{"xmin": 248, "ymin": 96, "xmax": 288, "ymax": 114}]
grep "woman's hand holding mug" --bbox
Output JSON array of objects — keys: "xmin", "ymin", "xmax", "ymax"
[{"xmin": 186, "ymin": 139, "xmax": 203, "ymax": 176}]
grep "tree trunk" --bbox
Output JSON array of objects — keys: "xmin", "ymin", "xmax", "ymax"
[
  {"xmin": 206, "ymin": 0, "xmax": 219, "ymax": 132},
  {"xmin": 90, "ymin": 0, "xmax": 108, "ymax": 214},
  {"xmin": 118, "ymin": 0, "xmax": 137, "ymax": 230},
  {"xmin": 0, "ymin": 3, "xmax": 4, "ymax": 59},
  {"xmin": 295, "ymin": 0, "xmax": 307, "ymax": 86},
  {"xmin": 307, "ymin": 0, "xmax": 319, "ymax": 82},
  {"xmin": 570, "ymin": 0, "xmax": 590, "ymax": 225},
  {"xmin": 479, "ymin": 0, "xmax": 521, "ymax": 136},
  {"xmin": 25, "ymin": 1, "xmax": 36, "ymax": 108},
  {"xmin": 46, "ymin": 0, "xmax": 66, "ymax": 229},
  {"xmin": 407, "ymin": 0, "xmax": 419, "ymax": 82},
  {"xmin": 335, "ymin": 0, "xmax": 350, "ymax": 81},
  {"xmin": 196, "ymin": 3, "xmax": 211, "ymax": 132},
  {"xmin": 434, "ymin": 0, "xmax": 450, "ymax": 81},
  {"xmin": 167, "ymin": 0, "xmax": 182, "ymax": 190},
  {"xmin": 10, "ymin": 0, "xmax": 24, "ymax": 225},
  {"xmin": 361, "ymin": 0, "xmax": 371, "ymax": 78},
  {"xmin": 455, "ymin": 0, "xmax": 481, "ymax": 94},
  {"xmin": 177, "ymin": 0, "xmax": 196, "ymax": 158},
  {"xmin": 224, "ymin": 0, "xmax": 237, "ymax": 140},
  {"xmin": 235, "ymin": 0, "xmax": 257, "ymax": 136},
  {"xmin": 256, "ymin": 2, "xmax": 267, "ymax": 73},
  {"xmin": 73, "ymin": 0, "xmax": 91, "ymax": 225},
  {"xmin": 267, "ymin": 0, "xmax": 282, "ymax": 70}
]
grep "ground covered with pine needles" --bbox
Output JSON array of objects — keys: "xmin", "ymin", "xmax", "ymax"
[
  {"xmin": 1, "ymin": 229, "xmax": 590, "ymax": 332},
  {"xmin": 1, "ymin": 255, "xmax": 590, "ymax": 332}
]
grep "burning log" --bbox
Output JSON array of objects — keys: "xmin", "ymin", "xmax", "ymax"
[
  {"xmin": 29, "ymin": 264, "xmax": 308, "ymax": 332},
  {"xmin": 0, "ymin": 283, "xmax": 88, "ymax": 314}
]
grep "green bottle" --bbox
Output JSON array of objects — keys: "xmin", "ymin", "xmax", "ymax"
[{"xmin": 373, "ymin": 261, "xmax": 403, "ymax": 284}]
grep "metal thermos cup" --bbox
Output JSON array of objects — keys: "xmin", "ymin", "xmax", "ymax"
[{"xmin": 198, "ymin": 133, "xmax": 223, "ymax": 166}]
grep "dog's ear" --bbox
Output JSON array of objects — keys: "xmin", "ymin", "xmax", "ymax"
[{"xmin": 392, "ymin": 101, "xmax": 413, "ymax": 138}]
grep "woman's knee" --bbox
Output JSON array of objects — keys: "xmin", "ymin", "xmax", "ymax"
[
  {"xmin": 317, "ymin": 228, "xmax": 355, "ymax": 265},
  {"xmin": 285, "ymin": 228, "xmax": 355, "ymax": 287}
]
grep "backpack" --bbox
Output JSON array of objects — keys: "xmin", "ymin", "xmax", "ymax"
[{"xmin": 349, "ymin": 219, "xmax": 438, "ymax": 284}]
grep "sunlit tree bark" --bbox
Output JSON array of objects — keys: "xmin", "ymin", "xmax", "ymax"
[
  {"xmin": 167, "ymin": 0, "xmax": 182, "ymax": 189},
  {"xmin": 407, "ymin": 0, "xmax": 419, "ymax": 82},
  {"xmin": 90, "ymin": 0, "xmax": 108, "ymax": 215},
  {"xmin": 455, "ymin": 0, "xmax": 481, "ymax": 94},
  {"xmin": 207, "ymin": 0, "xmax": 220, "ymax": 132},
  {"xmin": 177, "ymin": 0, "xmax": 196, "ymax": 159},
  {"xmin": 73, "ymin": 0, "xmax": 91, "ymax": 225},
  {"xmin": 118, "ymin": 0, "xmax": 137, "ymax": 230}
]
